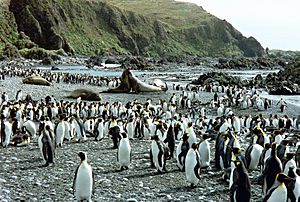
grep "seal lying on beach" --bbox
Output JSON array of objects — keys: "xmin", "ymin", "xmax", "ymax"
[
  {"xmin": 67, "ymin": 89, "xmax": 101, "ymax": 101},
  {"xmin": 103, "ymin": 69, "xmax": 168, "ymax": 93},
  {"xmin": 22, "ymin": 76, "xmax": 51, "ymax": 86}
]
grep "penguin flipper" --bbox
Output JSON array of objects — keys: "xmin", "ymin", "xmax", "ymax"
[
  {"xmin": 158, "ymin": 150, "xmax": 164, "ymax": 168},
  {"xmin": 92, "ymin": 170, "xmax": 95, "ymax": 195},
  {"xmin": 73, "ymin": 165, "xmax": 80, "ymax": 195},
  {"xmin": 263, "ymin": 186, "xmax": 277, "ymax": 202},
  {"xmin": 194, "ymin": 163, "xmax": 201, "ymax": 180}
]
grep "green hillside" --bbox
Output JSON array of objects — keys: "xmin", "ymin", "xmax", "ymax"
[{"xmin": 0, "ymin": 0, "xmax": 265, "ymax": 57}]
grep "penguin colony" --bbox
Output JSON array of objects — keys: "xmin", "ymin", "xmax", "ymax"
[{"xmin": 0, "ymin": 72, "xmax": 300, "ymax": 201}]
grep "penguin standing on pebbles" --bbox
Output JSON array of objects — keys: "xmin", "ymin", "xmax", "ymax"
[
  {"xmin": 38, "ymin": 124, "xmax": 55, "ymax": 167},
  {"xmin": 150, "ymin": 135, "xmax": 169, "ymax": 173},
  {"xmin": 230, "ymin": 160, "xmax": 251, "ymax": 202},
  {"xmin": 117, "ymin": 132, "xmax": 131, "ymax": 171},
  {"xmin": 185, "ymin": 143, "xmax": 201, "ymax": 188},
  {"xmin": 1, "ymin": 114, "xmax": 12, "ymax": 147},
  {"xmin": 73, "ymin": 151, "xmax": 94, "ymax": 202},
  {"xmin": 198, "ymin": 134, "xmax": 211, "ymax": 169},
  {"xmin": 176, "ymin": 133, "xmax": 189, "ymax": 171}
]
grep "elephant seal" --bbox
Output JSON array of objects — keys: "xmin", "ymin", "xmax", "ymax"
[
  {"xmin": 22, "ymin": 76, "xmax": 51, "ymax": 86},
  {"xmin": 103, "ymin": 69, "xmax": 167, "ymax": 93},
  {"xmin": 67, "ymin": 89, "xmax": 101, "ymax": 101}
]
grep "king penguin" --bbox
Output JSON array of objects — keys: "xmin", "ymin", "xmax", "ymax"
[
  {"xmin": 150, "ymin": 135, "xmax": 169, "ymax": 173},
  {"xmin": 176, "ymin": 133, "xmax": 189, "ymax": 171},
  {"xmin": 230, "ymin": 160, "xmax": 251, "ymax": 202},
  {"xmin": 117, "ymin": 132, "xmax": 131, "ymax": 171},
  {"xmin": 198, "ymin": 134, "xmax": 211, "ymax": 169},
  {"xmin": 38, "ymin": 123, "xmax": 55, "ymax": 167},
  {"xmin": 73, "ymin": 151, "xmax": 94, "ymax": 202},
  {"xmin": 1, "ymin": 114, "xmax": 12, "ymax": 148},
  {"xmin": 55, "ymin": 115, "xmax": 66, "ymax": 147},
  {"xmin": 263, "ymin": 144, "xmax": 283, "ymax": 195},
  {"xmin": 185, "ymin": 143, "xmax": 201, "ymax": 188},
  {"xmin": 94, "ymin": 118, "xmax": 104, "ymax": 141},
  {"xmin": 263, "ymin": 173, "xmax": 293, "ymax": 202}
]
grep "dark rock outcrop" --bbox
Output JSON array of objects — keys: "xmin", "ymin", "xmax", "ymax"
[
  {"xmin": 215, "ymin": 57, "xmax": 287, "ymax": 69},
  {"xmin": 191, "ymin": 72, "xmax": 241, "ymax": 86}
]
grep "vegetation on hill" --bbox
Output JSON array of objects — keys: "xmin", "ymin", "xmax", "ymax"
[{"xmin": 0, "ymin": 0, "xmax": 265, "ymax": 58}]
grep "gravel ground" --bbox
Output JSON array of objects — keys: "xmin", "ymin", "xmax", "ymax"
[{"xmin": 0, "ymin": 75, "xmax": 299, "ymax": 201}]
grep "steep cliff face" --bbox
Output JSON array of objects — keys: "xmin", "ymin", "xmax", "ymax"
[{"xmin": 4, "ymin": 0, "xmax": 264, "ymax": 57}]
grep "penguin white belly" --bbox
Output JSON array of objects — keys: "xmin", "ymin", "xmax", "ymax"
[
  {"xmin": 185, "ymin": 151, "xmax": 199, "ymax": 185},
  {"xmin": 157, "ymin": 130, "xmax": 166, "ymax": 142},
  {"xmin": 188, "ymin": 133, "xmax": 197, "ymax": 147},
  {"xmin": 38, "ymin": 135, "xmax": 45, "ymax": 162},
  {"xmin": 3, "ymin": 122, "xmax": 12, "ymax": 147},
  {"xmin": 293, "ymin": 177, "xmax": 300, "ymax": 201},
  {"xmin": 75, "ymin": 164, "xmax": 93, "ymax": 201},
  {"xmin": 96, "ymin": 123, "xmax": 104, "ymax": 140},
  {"xmin": 229, "ymin": 163, "xmax": 235, "ymax": 189},
  {"xmin": 198, "ymin": 141, "xmax": 210, "ymax": 168},
  {"xmin": 118, "ymin": 139, "xmax": 131, "ymax": 167},
  {"xmin": 126, "ymin": 123, "xmax": 134, "ymax": 139},
  {"xmin": 242, "ymin": 100, "xmax": 247, "ymax": 109},
  {"xmin": 56, "ymin": 122, "xmax": 65, "ymax": 146},
  {"xmin": 249, "ymin": 144, "xmax": 264, "ymax": 170},
  {"xmin": 64, "ymin": 122, "xmax": 71, "ymax": 141},
  {"xmin": 266, "ymin": 185, "xmax": 287, "ymax": 202},
  {"xmin": 151, "ymin": 142, "xmax": 164, "ymax": 172}
]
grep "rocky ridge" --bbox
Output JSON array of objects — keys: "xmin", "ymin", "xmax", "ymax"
[{"xmin": 0, "ymin": 0, "xmax": 265, "ymax": 58}]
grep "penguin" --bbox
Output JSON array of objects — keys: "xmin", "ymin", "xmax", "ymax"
[
  {"xmin": 163, "ymin": 125, "xmax": 176, "ymax": 159},
  {"xmin": 230, "ymin": 160, "xmax": 251, "ymax": 202},
  {"xmin": 73, "ymin": 151, "xmax": 94, "ymax": 202},
  {"xmin": 117, "ymin": 132, "xmax": 131, "ymax": 171},
  {"xmin": 185, "ymin": 143, "xmax": 201, "ymax": 188},
  {"xmin": 198, "ymin": 134, "xmax": 211, "ymax": 169},
  {"xmin": 38, "ymin": 124, "xmax": 55, "ymax": 167},
  {"xmin": 94, "ymin": 118, "xmax": 104, "ymax": 141},
  {"xmin": 287, "ymin": 166, "xmax": 300, "ymax": 202},
  {"xmin": 55, "ymin": 115, "xmax": 66, "ymax": 147},
  {"xmin": 150, "ymin": 135, "xmax": 169, "ymax": 173},
  {"xmin": 260, "ymin": 143, "xmax": 272, "ymax": 172},
  {"xmin": 125, "ymin": 117, "xmax": 135, "ymax": 140},
  {"xmin": 1, "ymin": 115, "xmax": 12, "ymax": 148},
  {"xmin": 176, "ymin": 133, "xmax": 189, "ymax": 171},
  {"xmin": 215, "ymin": 133, "xmax": 228, "ymax": 170},
  {"xmin": 72, "ymin": 116, "xmax": 86, "ymax": 143},
  {"xmin": 245, "ymin": 143, "xmax": 264, "ymax": 170},
  {"xmin": 263, "ymin": 144, "xmax": 283, "ymax": 195},
  {"xmin": 186, "ymin": 122, "xmax": 197, "ymax": 147},
  {"xmin": 263, "ymin": 173, "xmax": 293, "ymax": 202},
  {"xmin": 63, "ymin": 117, "xmax": 73, "ymax": 141}
]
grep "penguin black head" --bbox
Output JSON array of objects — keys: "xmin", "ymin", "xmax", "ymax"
[
  {"xmin": 232, "ymin": 147, "xmax": 241, "ymax": 155},
  {"xmin": 276, "ymin": 173, "xmax": 293, "ymax": 185},
  {"xmin": 265, "ymin": 143, "xmax": 271, "ymax": 149},
  {"xmin": 151, "ymin": 135, "xmax": 159, "ymax": 141},
  {"xmin": 202, "ymin": 133, "xmax": 210, "ymax": 140},
  {"xmin": 78, "ymin": 151, "xmax": 87, "ymax": 162},
  {"xmin": 121, "ymin": 132, "xmax": 127, "ymax": 138},
  {"xmin": 191, "ymin": 143, "xmax": 198, "ymax": 150},
  {"xmin": 182, "ymin": 133, "xmax": 189, "ymax": 142},
  {"xmin": 286, "ymin": 153, "xmax": 295, "ymax": 160}
]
